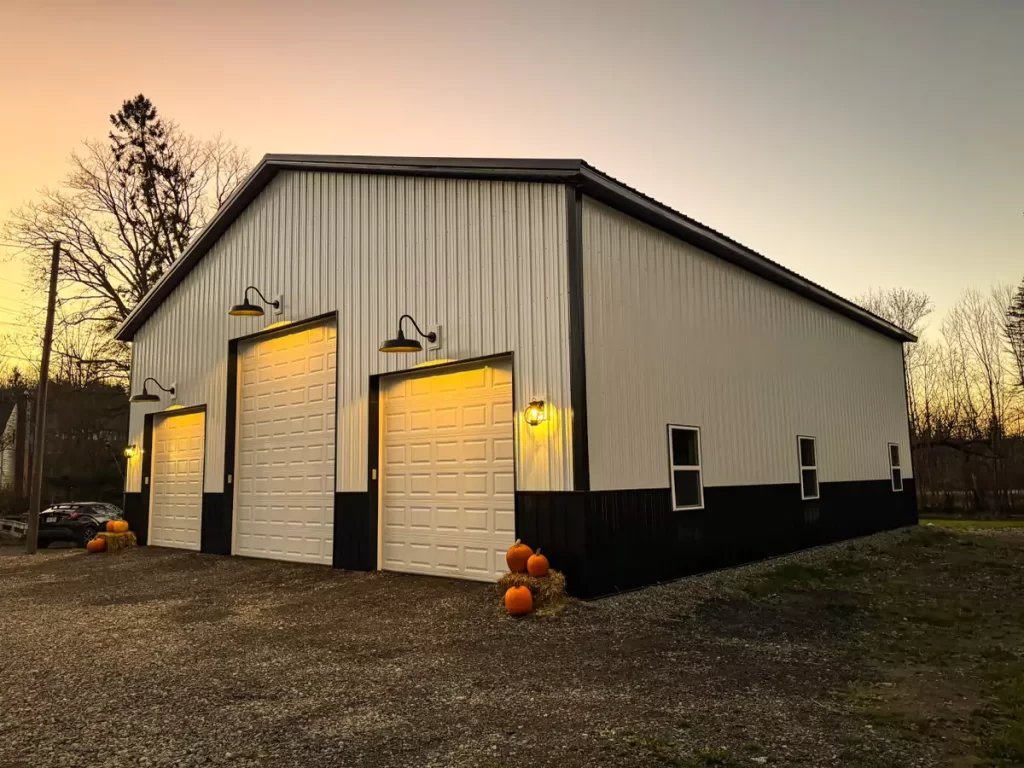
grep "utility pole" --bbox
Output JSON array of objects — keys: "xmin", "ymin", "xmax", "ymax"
[{"xmin": 25, "ymin": 241, "xmax": 60, "ymax": 555}]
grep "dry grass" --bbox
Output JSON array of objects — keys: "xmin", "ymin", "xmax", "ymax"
[
  {"xmin": 95, "ymin": 531, "xmax": 138, "ymax": 553},
  {"xmin": 496, "ymin": 569, "xmax": 568, "ymax": 615}
]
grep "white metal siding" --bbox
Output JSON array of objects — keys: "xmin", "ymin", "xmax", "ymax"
[
  {"xmin": 126, "ymin": 174, "xmax": 572, "ymax": 494},
  {"xmin": 582, "ymin": 198, "xmax": 912, "ymax": 490}
]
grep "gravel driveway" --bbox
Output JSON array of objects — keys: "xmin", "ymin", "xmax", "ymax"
[{"xmin": 0, "ymin": 532, "xmax": 966, "ymax": 767}]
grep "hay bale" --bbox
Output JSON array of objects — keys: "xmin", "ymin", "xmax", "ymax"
[
  {"xmin": 497, "ymin": 569, "xmax": 567, "ymax": 615},
  {"xmin": 96, "ymin": 531, "xmax": 137, "ymax": 553}
]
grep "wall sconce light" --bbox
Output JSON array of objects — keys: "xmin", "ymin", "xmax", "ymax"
[
  {"xmin": 229, "ymin": 285, "xmax": 281, "ymax": 317},
  {"xmin": 130, "ymin": 377, "xmax": 175, "ymax": 403},
  {"xmin": 379, "ymin": 314, "xmax": 437, "ymax": 353},
  {"xmin": 524, "ymin": 400, "xmax": 547, "ymax": 426},
  {"xmin": 123, "ymin": 445, "xmax": 138, "ymax": 459}
]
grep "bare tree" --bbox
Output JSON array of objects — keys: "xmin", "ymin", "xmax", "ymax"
[
  {"xmin": 857, "ymin": 287, "xmax": 934, "ymax": 433},
  {"xmin": 858, "ymin": 287, "xmax": 934, "ymax": 337},
  {"xmin": 943, "ymin": 289, "xmax": 1019, "ymax": 441},
  {"xmin": 857, "ymin": 285, "xmax": 1024, "ymax": 515},
  {"xmin": 50, "ymin": 317, "xmax": 129, "ymax": 387},
  {"xmin": 2, "ymin": 95, "xmax": 250, "ymax": 380}
]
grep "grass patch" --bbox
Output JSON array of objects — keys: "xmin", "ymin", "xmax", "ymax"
[
  {"xmin": 742, "ymin": 556, "xmax": 875, "ymax": 599},
  {"xmin": 921, "ymin": 518, "xmax": 1024, "ymax": 529},
  {"xmin": 840, "ymin": 527, "xmax": 1024, "ymax": 764},
  {"xmin": 985, "ymin": 662, "xmax": 1024, "ymax": 762},
  {"xmin": 742, "ymin": 563, "xmax": 831, "ymax": 598}
]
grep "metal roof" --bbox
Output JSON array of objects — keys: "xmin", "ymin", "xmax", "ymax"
[{"xmin": 114, "ymin": 155, "xmax": 916, "ymax": 343}]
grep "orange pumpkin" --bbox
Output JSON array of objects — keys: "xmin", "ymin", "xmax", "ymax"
[
  {"xmin": 105, "ymin": 520, "xmax": 118, "ymax": 532},
  {"xmin": 86, "ymin": 538, "xmax": 106, "ymax": 553},
  {"xmin": 111, "ymin": 520, "xmax": 129, "ymax": 533},
  {"xmin": 504, "ymin": 586, "xmax": 533, "ymax": 616},
  {"xmin": 505, "ymin": 539, "xmax": 534, "ymax": 573},
  {"xmin": 526, "ymin": 549, "xmax": 550, "ymax": 577}
]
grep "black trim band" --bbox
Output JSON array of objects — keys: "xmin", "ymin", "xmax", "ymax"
[{"xmin": 517, "ymin": 478, "xmax": 919, "ymax": 599}]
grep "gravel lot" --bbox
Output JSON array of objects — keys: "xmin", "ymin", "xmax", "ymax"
[{"xmin": 1, "ymin": 527, "xmax": 1020, "ymax": 767}]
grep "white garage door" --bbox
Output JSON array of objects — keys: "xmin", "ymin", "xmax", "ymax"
[
  {"xmin": 234, "ymin": 321, "xmax": 336, "ymax": 565},
  {"xmin": 149, "ymin": 410, "xmax": 205, "ymax": 550},
  {"xmin": 381, "ymin": 358, "xmax": 515, "ymax": 581}
]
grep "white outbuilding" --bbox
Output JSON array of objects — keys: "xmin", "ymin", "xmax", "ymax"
[{"xmin": 117, "ymin": 156, "xmax": 916, "ymax": 596}]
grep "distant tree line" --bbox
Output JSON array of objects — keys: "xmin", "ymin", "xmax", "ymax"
[
  {"xmin": 860, "ymin": 282, "xmax": 1024, "ymax": 516},
  {"xmin": 0, "ymin": 366, "xmax": 126, "ymax": 515}
]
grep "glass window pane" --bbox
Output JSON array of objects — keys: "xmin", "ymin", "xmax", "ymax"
[
  {"xmin": 892, "ymin": 468, "xmax": 902, "ymax": 491},
  {"xmin": 889, "ymin": 444, "xmax": 900, "ymax": 468},
  {"xmin": 671, "ymin": 428, "xmax": 699, "ymax": 467},
  {"xmin": 801, "ymin": 468, "xmax": 818, "ymax": 498},
  {"xmin": 799, "ymin": 438, "xmax": 816, "ymax": 468},
  {"xmin": 673, "ymin": 469, "xmax": 701, "ymax": 508}
]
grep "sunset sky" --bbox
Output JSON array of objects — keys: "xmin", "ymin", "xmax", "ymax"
[{"xmin": 1, "ymin": 0, "xmax": 1022, "ymax": 365}]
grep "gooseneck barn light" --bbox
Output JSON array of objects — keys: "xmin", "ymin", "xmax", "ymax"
[
  {"xmin": 229, "ymin": 286, "xmax": 280, "ymax": 317},
  {"xmin": 524, "ymin": 400, "xmax": 547, "ymax": 426},
  {"xmin": 130, "ymin": 377, "xmax": 175, "ymax": 403},
  {"xmin": 379, "ymin": 314, "xmax": 437, "ymax": 353}
]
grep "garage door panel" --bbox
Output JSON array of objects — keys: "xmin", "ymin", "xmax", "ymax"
[
  {"xmin": 235, "ymin": 322, "xmax": 336, "ymax": 566},
  {"xmin": 381, "ymin": 358, "xmax": 515, "ymax": 582},
  {"xmin": 494, "ymin": 472, "xmax": 515, "ymax": 496},
  {"xmin": 149, "ymin": 411, "xmax": 205, "ymax": 551}
]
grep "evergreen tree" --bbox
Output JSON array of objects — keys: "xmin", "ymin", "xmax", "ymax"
[
  {"xmin": 109, "ymin": 95, "xmax": 195, "ymax": 281},
  {"xmin": 1005, "ymin": 279, "xmax": 1024, "ymax": 386}
]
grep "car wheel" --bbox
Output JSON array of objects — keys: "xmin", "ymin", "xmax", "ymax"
[{"xmin": 80, "ymin": 525, "xmax": 98, "ymax": 547}]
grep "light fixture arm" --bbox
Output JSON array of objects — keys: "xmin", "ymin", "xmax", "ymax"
[
  {"xmin": 141, "ymin": 377, "xmax": 175, "ymax": 396},
  {"xmin": 244, "ymin": 285, "xmax": 280, "ymax": 309},
  {"xmin": 397, "ymin": 314, "xmax": 436, "ymax": 343}
]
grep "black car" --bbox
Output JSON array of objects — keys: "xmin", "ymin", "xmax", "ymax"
[{"xmin": 37, "ymin": 503, "xmax": 125, "ymax": 548}]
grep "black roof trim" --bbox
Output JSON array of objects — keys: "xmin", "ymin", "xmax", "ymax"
[{"xmin": 115, "ymin": 155, "xmax": 915, "ymax": 343}]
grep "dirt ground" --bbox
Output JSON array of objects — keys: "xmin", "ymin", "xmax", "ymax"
[{"xmin": 1, "ymin": 524, "xmax": 1023, "ymax": 768}]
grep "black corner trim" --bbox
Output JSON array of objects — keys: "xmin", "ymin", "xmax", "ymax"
[
  {"xmin": 123, "ymin": 492, "xmax": 148, "ymax": 546},
  {"xmin": 140, "ymin": 411, "xmax": 155, "ymax": 543},
  {"xmin": 566, "ymin": 186, "xmax": 590, "ymax": 491},
  {"xmin": 201, "ymin": 493, "xmax": 231, "ymax": 555},
  {"xmin": 365, "ymin": 375, "xmax": 381, "ymax": 566},
  {"xmin": 219, "ymin": 339, "xmax": 240, "ymax": 553}
]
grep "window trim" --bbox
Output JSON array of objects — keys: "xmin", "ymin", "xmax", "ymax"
[
  {"xmin": 667, "ymin": 424, "xmax": 704, "ymax": 511},
  {"xmin": 888, "ymin": 442, "xmax": 903, "ymax": 493},
  {"xmin": 797, "ymin": 435, "xmax": 819, "ymax": 501}
]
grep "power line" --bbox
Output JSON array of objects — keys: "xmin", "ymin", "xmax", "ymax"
[
  {"xmin": 0, "ymin": 305, "xmax": 45, "ymax": 318},
  {"xmin": 1, "ymin": 278, "xmax": 43, "ymax": 291},
  {"xmin": 0, "ymin": 242, "xmax": 50, "ymax": 250},
  {"xmin": 0, "ymin": 353, "xmax": 39, "ymax": 366}
]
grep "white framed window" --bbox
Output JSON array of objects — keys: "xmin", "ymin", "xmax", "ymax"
[
  {"xmin": 668, "ymin": 425, "xmax": 704, "ymax": 510},
  {"xmin": 798, "ymin": 435, "xmax": 819, "ymax": 500},
  {"xmin": 888, "ymin": 443, "xmax": 903, "ymax": 492}
]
